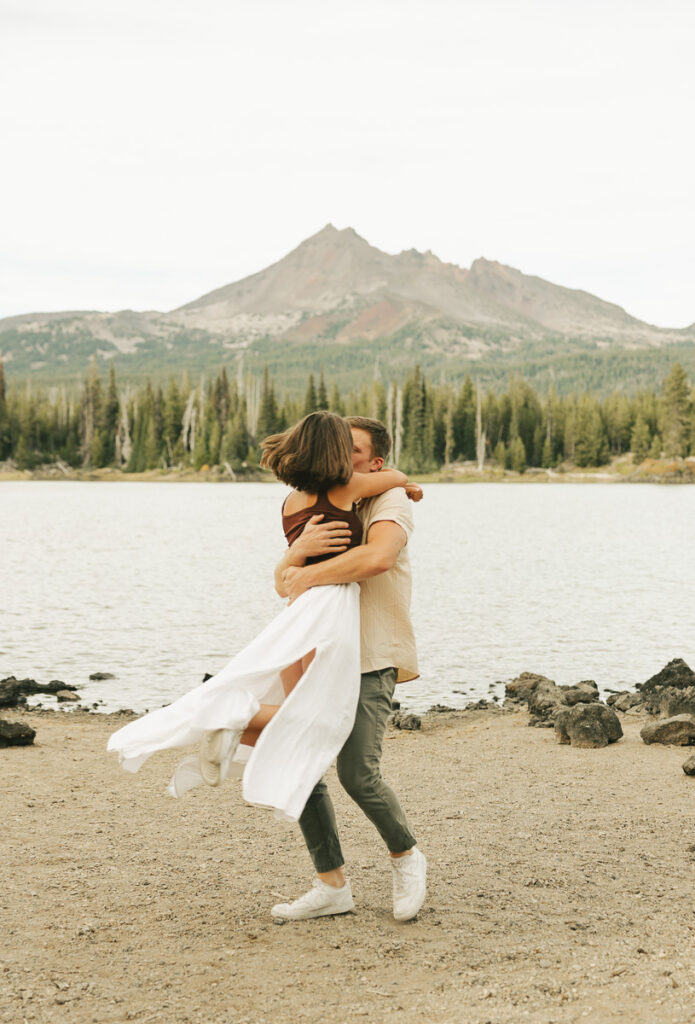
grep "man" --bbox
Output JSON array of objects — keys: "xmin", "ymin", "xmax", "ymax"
[{"xmin": 270, "ymin": 416, "xmax": 426, "ymax": 922}]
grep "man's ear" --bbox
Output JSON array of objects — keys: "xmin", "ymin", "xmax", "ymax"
[{"xmin": 370, "ymin": 457, "xmax": 385, "ymax": 472}]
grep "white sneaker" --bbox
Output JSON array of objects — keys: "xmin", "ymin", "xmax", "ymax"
[
  {"xmin": 199, "ymin": 728, "xmax": 242, "ymax": 786},
  {"xmin": 391, "ymin": 847, "xmax": 427, "ymax": 921},
  {"xmin": 271, "ymin": 879, "xmax": 354, "ymax": 921}
]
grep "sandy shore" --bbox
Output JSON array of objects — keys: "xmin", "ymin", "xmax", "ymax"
[
  {"xmin": 2, "ymin": 705, "xmax": 695, "ymax": 1024},
  {"xmin": 2, "ymin": 453, "xmax": 695, "ymax": 485}
]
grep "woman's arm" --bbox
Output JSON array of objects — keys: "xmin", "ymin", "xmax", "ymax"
[{"xmin": 347, "ymin": 468, "xmax": 408, "ymax": 502}]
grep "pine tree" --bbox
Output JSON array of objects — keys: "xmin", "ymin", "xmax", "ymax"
[
  {"xmin": 493, "ymin": 440, "xmax": 507, "ymax": 469},
  {"xmin": 541, "ymin": 435, "xmax": 553, "ymax": 468},
  {"xmin": 163, "ymin": 378, "xmax": 184, "ymax": 464},
  {"xmin": 304, "ymin": 374, "xmax": 318, "ymax": 416},
  {"xmin": 222, "ymin": 405, "xmax": 249, "ymax": 467},
  {"xmin": 400, "ymin": 365, "xmax": 434, "ymax": 472},
  {"xmin": 208, "ymin": 417, "xmax": 222, "ymax": 466},
  {"xmin": 452, "ymin": 375, "xmax": 476, "ymax": 460},
  {"xmin": 81, "ymin": 356, "xmax": 103, "ymax": 466},
  {"xmin": 95, "ymin": 363, "xmax": 119, "ymax": 466},
  {"xmin": 329, "ymin": 382, "xmax": 344, "ymax": 415},
  {"xmin": 631, "ymin": 415, "xmax": 651, "ymax": 463},
  {"xmin": 0, "ymin": 360, "xmax": 9, "ymax": 459},
  {"xmin": 257, "ymin": 367, "xmax": 279, "ymax": 439},
  {"xmin": 648, "ymin": 433, "xmax": 662, "ymax": 459},
  {"xmin": 509, "ymin": 436, "xmax": 526, "ymax": 473},
  {"xmin": 317, "ymin": 370, "xmax": 328, "ymax": 410},
  {"xmin": 660, "ymin": 362, "xmax": 690, "ymax": 457},
  {"xmin": 574, "ymin": 395, "xmax": 609, "ymax": 467}
]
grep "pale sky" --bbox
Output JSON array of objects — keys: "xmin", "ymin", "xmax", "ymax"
[{"xmin": 2, "ymin": 0, "xmax": 694, "ymax": 327}]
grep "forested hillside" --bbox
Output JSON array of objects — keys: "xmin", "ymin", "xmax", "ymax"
[{"xmin": 1, "ymin": 359, "xmax": 693, "ymax": 474}]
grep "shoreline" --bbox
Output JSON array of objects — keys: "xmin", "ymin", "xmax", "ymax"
[
  {"xmin": 2, "ymin": 453, "xmax": 695, "ymax": 484},
  {"xmin": 3, "ymin": 704, "xmax": 694, "ymax": 1024}
]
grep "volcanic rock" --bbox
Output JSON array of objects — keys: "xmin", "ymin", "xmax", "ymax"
[
  {"xmin": 638, "ymin": 659, "xmax": 695, "ymax": 714},
  {"xmin": 658, "ymin": 686, "xmax": 695, "ymax": 718},
  {"xmin": 555, "ymin": 704, "xmax": 623, "ymax": 748},
  {"xmin": 640, "ymin": 715, "xmax": 695, "ymax": 746},
  {"xmin": 0, "ymin": 676, "xmax": 78, "ymax": 708},
  {"xmin": 505, "ymin": 672, "xmax": 553, "ymax": 704},
  {"xmin": 391, "ymin": 712, "xmax": 421, "ymax": 731},
  {"xmin": 0, "ymin": 719, "xmax": 36, "ymax": 747},
  {"xmin": 606, "ymin": 691, "xmax": 644, "ymax": 713},
  {"xmin": 561, "ymin": 681, "xmax": 600, "ymax": 706}
]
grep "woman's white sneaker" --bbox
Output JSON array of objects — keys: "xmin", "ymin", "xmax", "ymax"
[
  {"xmin": 199, "ymin": 728, "xmax": 242, "ymax": 786},
  {"xmin": 391, "ymin": 847, "xmax": 427, "ymax": 921},
  {"xmin": 271, "ymin": 879, "xmax": 354, "ymax": 921}
]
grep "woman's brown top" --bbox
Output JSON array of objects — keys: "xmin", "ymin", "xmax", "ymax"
[{"xmin": 282, "ymin": 491, "xmax": 363, "ymax": 565}]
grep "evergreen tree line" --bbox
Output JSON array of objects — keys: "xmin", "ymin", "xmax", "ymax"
[{"xmin": 0, "ymin": 358, "xmax": 693, "ymax": 473}]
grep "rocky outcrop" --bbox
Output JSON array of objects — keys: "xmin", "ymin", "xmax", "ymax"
[
  {"xmin": 391, "ymin": 711, "xmax": 421, "ymax": 731},
  {"xmin": 555, "ymin": 704, "xmax": 623, "ymax": 748},
  {"xmin": 640, "ymin": 715, "xmax": 695, "ymax": 746},
  {"xmin": 89, "ymin": 672, "xmax": 115, "ymax": 681},
  {"xmin": 0, "ymin": 719, "xmax": 36, "ymax": 747},
  {"xmin": 657, "ymin": 687, "xmax": 695, "ymax": 717},
  {"xmin": 606, "ymin": 691, "xmax": 645, "ymax": 713},
  {"xmin": 524, "ymin": 678, "xmax": 600, "ymax": 727},
  {"xmin": 505, "ymin": 672, "xmax": 553, "ymax": 705},
  {"xmin": 637, "ymin": 659, "xmax": 695, "ymax": 714},
  {"xmin": 0, "ymin": 677, "xmax": 78, "ymax": 708}
]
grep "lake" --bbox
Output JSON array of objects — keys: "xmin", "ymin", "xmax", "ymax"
[{"xmin": 1, "ymin": 481, "xmax": 693, "ymax": 713}]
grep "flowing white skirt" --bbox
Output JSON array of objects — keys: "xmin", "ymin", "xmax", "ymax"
[{"xmin": 107, "ymin": 583, "xmax": 360, "ymax": 822}]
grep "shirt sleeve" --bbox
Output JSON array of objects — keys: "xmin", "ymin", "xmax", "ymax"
[{"xmin": 365, "ymin": 488, "xmax": 414, "ymax": 544}]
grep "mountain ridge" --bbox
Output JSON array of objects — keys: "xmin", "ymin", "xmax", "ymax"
[{"xmin": 1, "ymin": 224, "xmax": 694, "ymax": 390}]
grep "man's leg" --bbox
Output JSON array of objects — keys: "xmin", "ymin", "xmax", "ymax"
[
  {"xmin": 270, "ymin": 780, "xmax": 354, "ymax": 920},
  {"xmin": 336, "ymin": 667, "xmax": 416, "ymax": 852},
  {"xmin": 297, "ymin": 779, "xmax": 345, "ymax": 880},
  {"xmin": 336, "ymin": 667, "xmax": 426, "ymax": 920}
]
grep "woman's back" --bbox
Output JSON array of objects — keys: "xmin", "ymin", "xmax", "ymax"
[{"xmin": 282, "ymin": 491, "xmax": 363, "ymax": 565}]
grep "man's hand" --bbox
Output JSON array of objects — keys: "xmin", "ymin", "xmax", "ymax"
[
  {"xmin": 289, "ymin": 513, "xmax": 352, "ymax": 564},
  {"xmin": 281, "ymin": 565, "xmax": 312, "ymax": 604},
  {"xmin": 405, "ymin": 483, "xmax": 423, "ymax": 502}
]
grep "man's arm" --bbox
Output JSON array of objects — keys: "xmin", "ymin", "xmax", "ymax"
[
  {"xmin": 273, "ymin": 514, "xmax": 352, "ymax": 596},
  {"xmin": 281, "ymin": 520, "xmax": 407, "ymax": 602}
]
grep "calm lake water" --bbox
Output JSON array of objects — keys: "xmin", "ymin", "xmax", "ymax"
[{"xmin": 1, "ymin": 481, "xmax": 694, "ymax": 713}]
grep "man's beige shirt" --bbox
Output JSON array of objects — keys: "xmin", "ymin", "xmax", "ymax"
[{"xmin": 357, "ymin": 489, "xmax": 419, "ymax": 683}]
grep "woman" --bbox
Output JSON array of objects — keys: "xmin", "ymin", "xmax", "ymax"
[{"xmin": 108, "ymin": 412, "xmax": 419, "ymax": 822}]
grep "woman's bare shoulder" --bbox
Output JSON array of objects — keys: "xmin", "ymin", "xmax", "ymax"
[
  {"xmin": 326, "ymin": 482, "xmax": 356, "ymax": 511},
  {"xmin": 283, "ymin": 490, "xmax": 317, "ymax": 515}
]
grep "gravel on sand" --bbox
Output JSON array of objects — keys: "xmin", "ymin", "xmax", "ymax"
[{"xmin": 2, "ymin": 706, "xmax": 695, "ymax": 1024}]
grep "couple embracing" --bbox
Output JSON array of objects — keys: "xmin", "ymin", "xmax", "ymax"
[{"xmin": 109, "ymin": 413, "xmax": 427, "ymax": 923}]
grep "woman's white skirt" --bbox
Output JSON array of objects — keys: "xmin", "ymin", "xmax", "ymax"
[{"xmin": 107, "ymin": 583, "xmax": 360, "ymax": 822}]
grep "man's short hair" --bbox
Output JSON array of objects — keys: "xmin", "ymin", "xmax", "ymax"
[{"xmin": 346, "ymin": 416, "xmax": 392, "ymax": 461}]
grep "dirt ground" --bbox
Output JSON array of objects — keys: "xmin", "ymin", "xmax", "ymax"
[{"xmin": 2, "ymin": 705, "xmax": 695, "ymax": 1024}]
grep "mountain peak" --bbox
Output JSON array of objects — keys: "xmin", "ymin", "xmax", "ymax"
[{"xmin": 307, "ymin": 223, "xmax": 363, "ymax": 243}]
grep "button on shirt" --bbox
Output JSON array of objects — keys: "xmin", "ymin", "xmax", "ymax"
[{"xmin": 357, "ymin": 488, "xmax": 419, "ymax": 683}]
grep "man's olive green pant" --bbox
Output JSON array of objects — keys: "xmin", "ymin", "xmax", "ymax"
[{"xmin": 298, "ymin": 666, "xmax": 417, "ymax": 873}]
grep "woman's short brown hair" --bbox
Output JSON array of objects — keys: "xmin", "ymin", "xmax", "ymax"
[{"xmin": 260, "ymin": 411, "xmax": 353, "ymax": 491}]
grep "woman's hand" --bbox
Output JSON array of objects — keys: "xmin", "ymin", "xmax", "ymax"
[{"xmin": 404, "ymin": 483, "xmax": 423, "ymax": 502}]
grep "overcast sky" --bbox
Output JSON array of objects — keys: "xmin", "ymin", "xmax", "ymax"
[{"xmin": 2, "ymin": 0, "xmax": 694, "ymax": 327}]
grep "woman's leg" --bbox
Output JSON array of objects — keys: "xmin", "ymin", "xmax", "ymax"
[
  {"xmin": 240, "ymin": 703, "xmax": 280, "ymax": 746},
  {"xmin": 242, "ymin": 650, "xmax": 316, "ymax": 747},
  {"xmin": 280, "ymin": 659, "xmax": 303, "ymax": 697}
]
